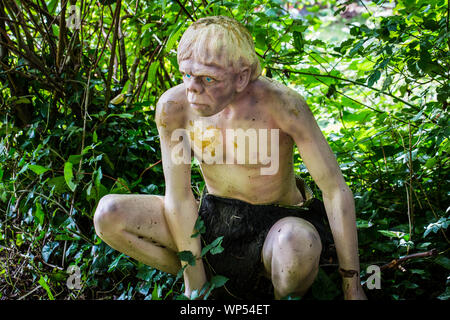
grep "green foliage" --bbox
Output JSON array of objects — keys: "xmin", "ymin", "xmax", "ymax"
[{"xmin": 0, "ymin": 0, "xmax": 448, "ymax": 300}]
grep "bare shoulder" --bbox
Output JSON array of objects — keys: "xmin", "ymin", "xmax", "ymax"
[
  {"xmin": 156, "ymin": 84, "xmax": 188, "ymax": 131},
  {"xmin": 255, "ymin": 76, "xmax": 312, "ymax": 126}
]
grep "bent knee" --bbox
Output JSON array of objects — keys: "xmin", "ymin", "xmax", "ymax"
[
  {"xmin": 94, "ymin": 194, "xmax": 127, "ymax": 238},
  {"xmin": 276, "ymin": 218, "xmax": 322, "ymax": 257}
]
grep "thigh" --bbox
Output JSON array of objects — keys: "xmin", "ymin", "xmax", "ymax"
[
  {"xmin": 261, "ymin": 216, "xmax": 322, "ymax": 275},
  {"xmin": 98, "ymin": 194, "xmax": 177, "ymax": 251}
]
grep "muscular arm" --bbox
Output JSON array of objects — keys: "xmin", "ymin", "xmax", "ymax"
[
  {"xmin": 273, "ymin": 90, "xmax": 366, "ymax": 299},
  {"xmin": 156, "ymin": 90, "xmax": 207, "ymax": 295}
]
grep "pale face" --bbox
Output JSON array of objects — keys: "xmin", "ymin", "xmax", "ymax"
[{"xmin": 179, "ymin": 59, "xmax": 240, "ymax": 117}]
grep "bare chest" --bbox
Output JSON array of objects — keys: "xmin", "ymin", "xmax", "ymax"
[{"xmin": 185, "ymin": 109, "xmax": 292, "ymax": 173}]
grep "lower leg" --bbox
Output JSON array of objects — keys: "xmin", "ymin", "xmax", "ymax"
[
  {"xmin": 272, "ymin": 261, "xmax": 319, "ymax": 299},
  {"xmin": 102, "ymin": 229, "xmax": 181, "ymax": 275},
  {"xmin": 93, "ymin": 194, "xmax": 181, "ymax": 275}
]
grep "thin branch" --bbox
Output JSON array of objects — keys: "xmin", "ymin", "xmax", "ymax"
[
  {"xmin": 138, "ymin": 160, "xmax": 162, "ymax": 179},
  {"xmin": 174, "ymin": 0, "xmax": 195, "ymax": 21},
  {"xmin": 118, "ymin": 14, "xmax": 130, "ymax": 86},
  {"xmin": 104, "ymin": 0, "xmax": 122, "ymax": 108},
  {"xmin": 56, "ymin": 0, "xmax": 67, "ymax": 71},
  {"xmin": 380, "ymin": 249, "xmax": 438, "ymax": 271},
  {"xmin": 270, "ymin": 67, "xmax": 418, "ymax": 109}
]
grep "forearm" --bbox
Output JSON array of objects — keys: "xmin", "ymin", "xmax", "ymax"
[
  {"xmin": 323, "ymin": 186, "xmax": 360, "ymax": 275},
  {"xmin": 164, "ymin": 195, "xmax": 201, "ymax": 254},
  {"xmin": 164, "ymin": 194, "xmax": 207, "ymax": 293}
]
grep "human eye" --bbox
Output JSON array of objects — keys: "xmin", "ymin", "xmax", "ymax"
[{"xmin": 203, "ymin": 76, "xmax": 216, "ymax": 84}]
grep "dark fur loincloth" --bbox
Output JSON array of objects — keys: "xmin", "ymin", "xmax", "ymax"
[{"xmin": 198, "ymin": 186, "xmax": 335, "ymax": 300}]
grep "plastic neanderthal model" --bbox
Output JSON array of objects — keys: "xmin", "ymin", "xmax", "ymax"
[{"xmin": 94, "ymin": 16, "xmax": 367, "ymax": 300}]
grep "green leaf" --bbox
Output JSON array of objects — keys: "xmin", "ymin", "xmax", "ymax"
[
  {"xmin": 149, "ymin": 62, "xmax": 159, "ymax": 85},
  {"xmin": 201, "ymin": 236, "xmax": 224, "ymax": 256},
  {"xmin": 34, "ymin": 202, "xmax": 44, "ymax": 226},
  {"xmin": 54, "ymin": 234, "xmax": 79, "ymax": 241},
  {"xmin": 437, "ymin": 287, "xmax": 450, "ymax": 300},
  {"xmin": 192, "ymin": 216, "xmax": 206, "ymax": 238},
  {"xmin": 367, "ymin": 70, "xmax": 381, "ymax": 87},
  {"xmin": 210, "ymin": 275, "xmax": 228, "ymax": 288},
  {"xmin": 94, "ymin": 167, "xmax": 103, "ymax": 188},
  {"xmin": 38, "ymin": 276, "xmax": 54, "ymax": 300},
  {"xmin": 356, "ymin": 219, "xmax": 373, "ymax": 229},
  {"xmin": 178, "ymin": 250, "xmax": 196, "ymax": 266},
  {"xmin": 423, "ymin": 217, "xmax": 450, "ymax": 238},
  {"xmin": 349, "ymin": 39, "xmax": 365, "ymax": 56},
  {"xmin": 42, "ymin": 241, "xmax": 59, "ymax": 263},
  {"xmin": 28, "ymin": 164, "xmax": 50, "ymax": 175},
  {"xmin": 15, "ymin": 233, "xmax": 24, "ymax": 247},
  {"xmin": 165, "ymin": 22, "xmax": 184, "ymax": 53},
  {"xmin": 108, "ymin": 253, "xmax": 125, "ymax": 272},
  {"xmin": 138, "ymin": 281, "xmax": 153, "ymax": 296},
  {"xmin": 136, "ymin": 264, "xmax": 157, "ymax": 281},
  {"xmin": 378, "ymin": 230, "xmax": 406, "ymax": 239},
  {"xmin": 151, "ymin": 283, "xmax": 162, "ymax": 300},
  {"xmin": 105, "ymin": 113, "xmax": 134, "ymax": 120},
  {"xmin": 293, "ymin": 31, "xmax": 304, "ymax": 53},
  {"xmin": 8, "ymin": 96, "xmax": 31, "ymax": 105},
  {"xmin": 434, "ymin": 256, "xmax": 450, "ymax": 270},
  {"xmin": 47, "ymin": 0, "xmax": 58, "ymax": 14},
  {"xmin": 46, "ymin": 176, "xmax": 69, "ymax": 194},
  {"xmin": 64, "ymin": 162, "xmax": 77, "ymax": 192},
  {"xmin": 68, "ymin": 154, "xmax": 82, "ymax": 164}
]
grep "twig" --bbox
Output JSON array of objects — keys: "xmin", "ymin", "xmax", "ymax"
[
  {"xmin": 270, "ymin": 67, "xmax": 418, "ymax": 109},
  {"xmin": 138, "ymin": 160, "xmax": 162, "ymax": 179},
  {"xmin": 173, "ymin": 0, "xmax": 195, "ymax": 21},
  {"xmin": 56, "ymin": 0, "xmax": 67, "ymax": 71},
  {"xmin": 104, "ymin": 0, "xmax": 122, "ymax": 108},
  {"xmin": 55, "ymin": 169, "xmax": 131, "ymax": 193},
  {"xmin": 18, "ymin": 286, "xmax": 41, "ymax": 300},
  {"xmin": 380, "ymin": 249, "xmax": 438, "ymax": 271}
]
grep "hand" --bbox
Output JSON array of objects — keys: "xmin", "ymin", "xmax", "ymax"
[
  {"xmin": 183, "ymin": 259, "xmax": 207, "ymax": 297},
  {"xmin": 342, "ymin": 278, "xmax": 367, "ymax": 300}
]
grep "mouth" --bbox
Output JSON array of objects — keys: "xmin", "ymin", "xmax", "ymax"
[{"xmin": 190, "ymin": 102, "xmax": 208, "ymax": 110}]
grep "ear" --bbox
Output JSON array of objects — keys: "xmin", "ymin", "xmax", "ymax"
[{"xmin": 235, "ymin": 67, "xmax": 251, "ymax": 93}]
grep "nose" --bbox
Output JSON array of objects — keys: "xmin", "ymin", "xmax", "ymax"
[{"xmin": 185, "ymin": 76, "xmax": 204, "ymax": 94}]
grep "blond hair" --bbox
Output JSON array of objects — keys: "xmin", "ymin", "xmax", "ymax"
[{"xmin": 177, "ymin": 16, "xmax": 261, "ymax": 81}]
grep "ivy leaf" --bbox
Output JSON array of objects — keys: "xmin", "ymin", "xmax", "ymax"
[
  {"xmin": 201, "ymin": 236, "xmax": 224, "ymax": 256},
  {"xmin": 108, "ymin": 253, "xmax": 125, "ymax": 272},
  {"xmin": 136, "ymin": 264, "xmax": 157, "ymax": 281},
  {"xmin": 434, "ymin": 256, "xmax": 450, "ymax": 270},
  {"xmin": 437, "ymin": 287, "xmax": 450, "ymax": 300},
  {"xmin": 191, "ymin": 216, "xmax": 206, "ymax": 238},
  {"xmin": 210, "ymin": 275, "xmax": 228, "ymax": 288},
  {"xmin": 178, "ymin": 250, "xmax": 196, "ymax": 266},
  {"xmin": 423, "ymin": 217, "xmax": 450, "ymax": 238},
  {"xmin": 42, "ymin": 241, "xmax": 59, "ymax": 263}
]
